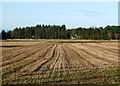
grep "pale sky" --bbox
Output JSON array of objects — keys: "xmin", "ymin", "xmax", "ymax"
[{"xmin": 1, "ymin": 2, "xmax": 118, "ymax": 31}]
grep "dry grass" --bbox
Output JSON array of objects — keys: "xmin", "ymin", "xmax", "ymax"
[{"xmin": 1, "ymin": 40, "xmax": 120, "ymax": 85}]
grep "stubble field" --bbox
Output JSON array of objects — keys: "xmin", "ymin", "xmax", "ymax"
[{"xmin": 1, "ymin": 40, "xmax": 120, "ymax": 85}]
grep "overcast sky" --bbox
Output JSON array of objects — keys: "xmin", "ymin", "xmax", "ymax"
[{"xmin": 1, "ymin": 2, "xmax": 118, "ymax": 31}]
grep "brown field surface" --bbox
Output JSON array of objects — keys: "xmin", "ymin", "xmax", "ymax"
[{"xmin": 1, "ymin": 40, "xmax": 120, "ymax": 84}]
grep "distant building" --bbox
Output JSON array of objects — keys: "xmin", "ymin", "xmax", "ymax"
[
  {"xmin": 32, "ymin": 36, "xmax": 35, "ymax": 39},
  {"xmin": 71, "ymin": 34, "xmax": 78, "ymax": 39}
]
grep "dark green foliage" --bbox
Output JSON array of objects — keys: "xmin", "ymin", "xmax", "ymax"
[
  {"xmin": 0, "ymin": 30, "xmax": 7, "ymax": 40},
  {"xmin": 6, "ymin": 30, "xmax": 11, "ymax": 39},
  {"xmin": 1, "ymin": 25, "xmax": 120, "ymax": 40}
]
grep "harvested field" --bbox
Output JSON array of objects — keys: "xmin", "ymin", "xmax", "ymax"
[{"xmin": 1, "ymin": 40, "xmax": 120, "ymax": 85}]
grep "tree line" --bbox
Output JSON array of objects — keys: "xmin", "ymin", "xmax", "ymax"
[{"xmin": 0, "ymin": 24, "xmax": 120, "ymax": 40}]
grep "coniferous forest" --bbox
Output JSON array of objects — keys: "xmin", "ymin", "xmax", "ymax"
[{"xmin": 0, "ymin": 24, "xmax": 120, "ymax": 40}]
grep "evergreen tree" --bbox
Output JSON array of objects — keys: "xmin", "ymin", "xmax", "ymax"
[{"xmin": 1, "ymin": 30, "xmax": 7, "ymax": 40}]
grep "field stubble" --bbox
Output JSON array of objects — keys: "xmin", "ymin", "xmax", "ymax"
[{"xmin": 1, "ymin": 40, "xmax": 120, "ymax": 84}]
